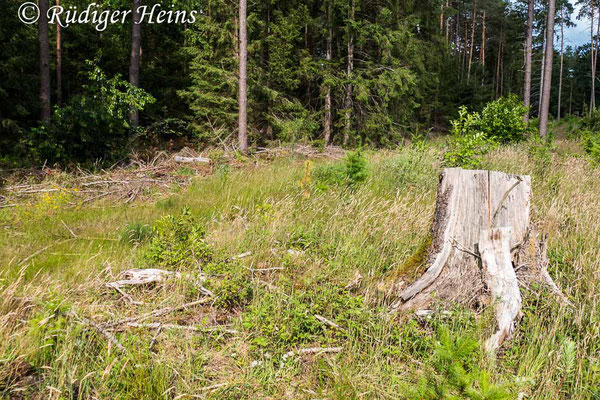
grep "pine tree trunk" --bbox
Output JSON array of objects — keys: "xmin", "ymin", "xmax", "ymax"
[
  {"xmin": 523, "ymin": 0, "xmax": 534, "ymax": 122},
  {"xmin": 38, "ymin": 0, "xmax": 51, "ymax": 121},
  {"xmin": 55, "ymin": 0, "xmax": 62, "ymax": 107},
  {"xmin": 557, "ymin": 11, "xmax": 564, "ymax": 121},
  {"xmin": 539, "ymin": 31, "xmax": 546, "ymax": 115},
  {"xmin": 595, "ymin": 6, "xmax": 600, "ymax": 112},
  {"xmin": 591, "ymin": 0, "xmax": 596, "ymax": 114},
  {"xmin": 467, "ymin": 1, "xmax": 477, "ymax": 82},
  {"xmin": 495, "ymin": 28, "xmax": 502, "ymax": 99},
  {"xmin": 569, "ymin": 76, "xmax": 574, "ymax": 115},
  {"xmin": 481, "ymin": 9, "xmax": 486, "ymax": 67},
  {"xmin": 238, "ymin": 0, "xmax": 248, "ymax": 152},
  {"xmin": 129, "ymin": 0, "xmax": 142, "ymax": 128},
  {"xmin": 445, "ymin": 0, "xmax": 450, "ymax": 42},
  {"xmin": 343, "ymin": 0, "xmax": 354, "ymax": 147},
  {"xmin": 440, "ymin": 2, "xmax": 444, "ymax": 33},
  {"xmin": 539, "ymin": 0, "xmax": 556, "ymax": 137},
  {"xmin": 323, "ymin": 2, "xmax": 333, "ymax": 146}
]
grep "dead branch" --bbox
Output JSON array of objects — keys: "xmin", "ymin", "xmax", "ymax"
[
  {"xmin": 282, "ymin": 346, "xmax": 343, "ymax": 360},
  {"xmin": 116, "ymin": 322, "xmax": 238, "ymax": 335},
  {"xmin": 69, "ymin": 310, "xmax": 127, "ymax": 353},
  {"xmin": 101, "ymin": 297, "xmax": 212, "ymax": 328},
  {"xmin": 314, "ymin": 314, "xmax": 342, "ymax": 330},
  {"xmin": 174, "ymin": 155, "xmax": 211, "ymax": 164}
]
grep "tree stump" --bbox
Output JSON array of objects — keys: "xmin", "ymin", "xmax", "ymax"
[{"xmin": 391, "ymin": 168, "xmax": 566, "ymax": 353}]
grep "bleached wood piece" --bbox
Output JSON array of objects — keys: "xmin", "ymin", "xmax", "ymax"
[
  {"xmin": 174, "ymin": 155, "xmax": 211, "ymax": 163},
  {"xmin": 479, "ymin": 227, "xmax": 522, "ymax": 353},
  {"xmin": 282, "ymin": 347, "xmax": 343, "ymax": 360},
  {"xmin": 106, "ymin": 268, "xmax": 181, "ymax": 289}
]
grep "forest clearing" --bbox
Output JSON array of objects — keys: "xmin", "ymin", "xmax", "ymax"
[
  {"xmin": 1, "ymin": 132, "xmax": 599, "ymax": 399},
  {"xmin": 3, "ymin": 0, "xmax": 600, "ymax": 397}
]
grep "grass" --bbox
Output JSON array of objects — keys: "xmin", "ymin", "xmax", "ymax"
[{"xmin": 0, "ymin": 139, "xmax": 599, "ymax": 399}]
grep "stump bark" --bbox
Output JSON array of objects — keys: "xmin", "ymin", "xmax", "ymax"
[{"xmin": 392, "ymin": 168, "xmax": 566, "ymax": 352}]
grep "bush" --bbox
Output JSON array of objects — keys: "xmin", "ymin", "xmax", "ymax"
[
  {"xmin": 404, "ymin": 326, "xmax": 513, "ymax": 399},
  {"xmin": 25, "ymin": 60, "xmax": 154, "ymax": 165},
  {"xmin": 479, "ymin": 94, "xmax": 530, "ymax": 144},
  {"xmin": 443, "ymin": 106, "xmax": 497, "ymax": 169},
  {"xmin": 582, "ymin": 130, "xmax": 600, "ymax": 164},
  {"xmin": 312, "ymin": 148, "xmax": 369, "ymax": 189},
  {"xmin": 213, "ymin": 273, "xmax": 253, "ymax": 310},
  {"xmin": 143, "ymin": 207, "xmax": 213, "ymax": 269}
]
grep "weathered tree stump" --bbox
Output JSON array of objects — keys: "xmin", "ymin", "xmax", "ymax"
[{"xmin": 391, "ymin": 168, "xmax": 566, "ymax": 353}]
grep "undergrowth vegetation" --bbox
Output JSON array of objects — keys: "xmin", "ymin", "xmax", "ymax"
[
  {"xmin": 1, "ymin": 133, "xmax": 599, "ymax": 399},
  {"xmin": 443, "ymin": 95, "xmax": 531, "ymax": 168}
]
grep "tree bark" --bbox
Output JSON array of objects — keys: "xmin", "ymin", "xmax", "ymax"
[
  {"xmin": 55, "ymin": 0, "xmax": 62, "ymax": 107},
  {"xmin": 595, "ymin": 6, "xmax": 600, "ymax": 112},
  {"xmin": 481, "ymin": 9, "xmax": 486, "ymax": 67},
  {"xmin": 495, "ymin": 27, "xmax": 502, "ymax": 99},
  {"xmin": 323, "ymin": 1, "xmax": 333, "ymax": 146},
  {"xmin": 539, "ymin": 30, "xmax": 546, "ymax": 116},
  {"xmin": 440, "ymin": 2, "xmax": 445, "ymax": 33},
  {"xmin": 343, "ymin": 0, "xmax": 354, "ymax": 147},
  {"xmin": 445, "ymin": 0, "xmax": 450, "ymax": 42},
  {"xmin": 523, "ymin": 0, "xmax": 534, "ymax": 122},
  {"xmin": 38, "ymin": 0, "xmax": 51, "ymax": 121},
  {"xmin": 129, "ymin": 0, "xmax": 142, "ymax": 128},
  {"xmin": 238, "ymin": 0, "xmax": 248, "ymax": 152},
  {"xmin": 569, "ymin": 75, "xmax": 574, "ymax": 115},
  {"xmin": 467, "ymin": 1, "xmax": 477, "ymax": 82},
  {"xmin": 539, "ymin": 0, "xmax": 556, "ymax": 137},
  {"xmin": 557, "ymin": 8, "xmax": 564, "ymax": 121},
  {"xmin": 591, "ymin": 0, "xmax": 596, "ymax": 114}
]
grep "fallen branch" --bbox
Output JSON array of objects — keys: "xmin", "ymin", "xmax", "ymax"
[
  {"xmin": 345, "ymin": 271, "xmax": 363, "ymax": 291},
  {"xmin": 108, "ymin": 284, "xmax": 144, "ymax": 306},
  {"xmin": 174, "ymin": 155, "xmax": 211, "ymax": 164},
  {"xmin": 537, "ymin": 235, "xmax": 573, "ymax": 308},
  {"xmin": 69, "ymin": 310, "xmax": 127, "ymax": 353},
  {"xmin": 314, "ymin": 314, "xmax": 342, "ymax": 330},
  {"xmin": 282, "ymin": 346, "xmax": 343, "ymax": 360},
  {"xmin": 231, "ymin": 251, "xmax": 252, "ymax": 260},
  {"xmin": 101, "ymin": 297, "xmax": 212, "ymax": 328},
  {"xmin": 118, "ymin": 322, "xmax": 238, "ymax": 335}
]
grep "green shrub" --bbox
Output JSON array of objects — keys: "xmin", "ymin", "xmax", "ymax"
[
  {"xmin": 143, "ymin": 207, "xmax": 213, "ymax": 269},
  {"xmin": 582, "ymin": 129, "xmax": 600, "ymax": 164},
  {"xmin": 312, "ymin": 162, "xmax": 347, "ymax": 189},
  {"xmin": 443, "ymin": 106, "xmax": 497, "ymax": 169},
  {"xmin": 345, "ymin": 148, "xmax": 369, "ymax": 186},
  {"xmin": 479, "ymin": 94, "xmax": 530, "ymax": 144},
  {"xmin": 312, "ymin": 149, "xmax": 369, "ymax": 189},
  {"xmin": 404, "ymin": 326, "xmax": 513, "ymax": 399},
  {"xmin": 25, "ymin": 60, "xmax": 154, "ymax": 165},
  {"xmin": 213, "ymin": 273, "xmax": 253, "ymax": 310}
]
